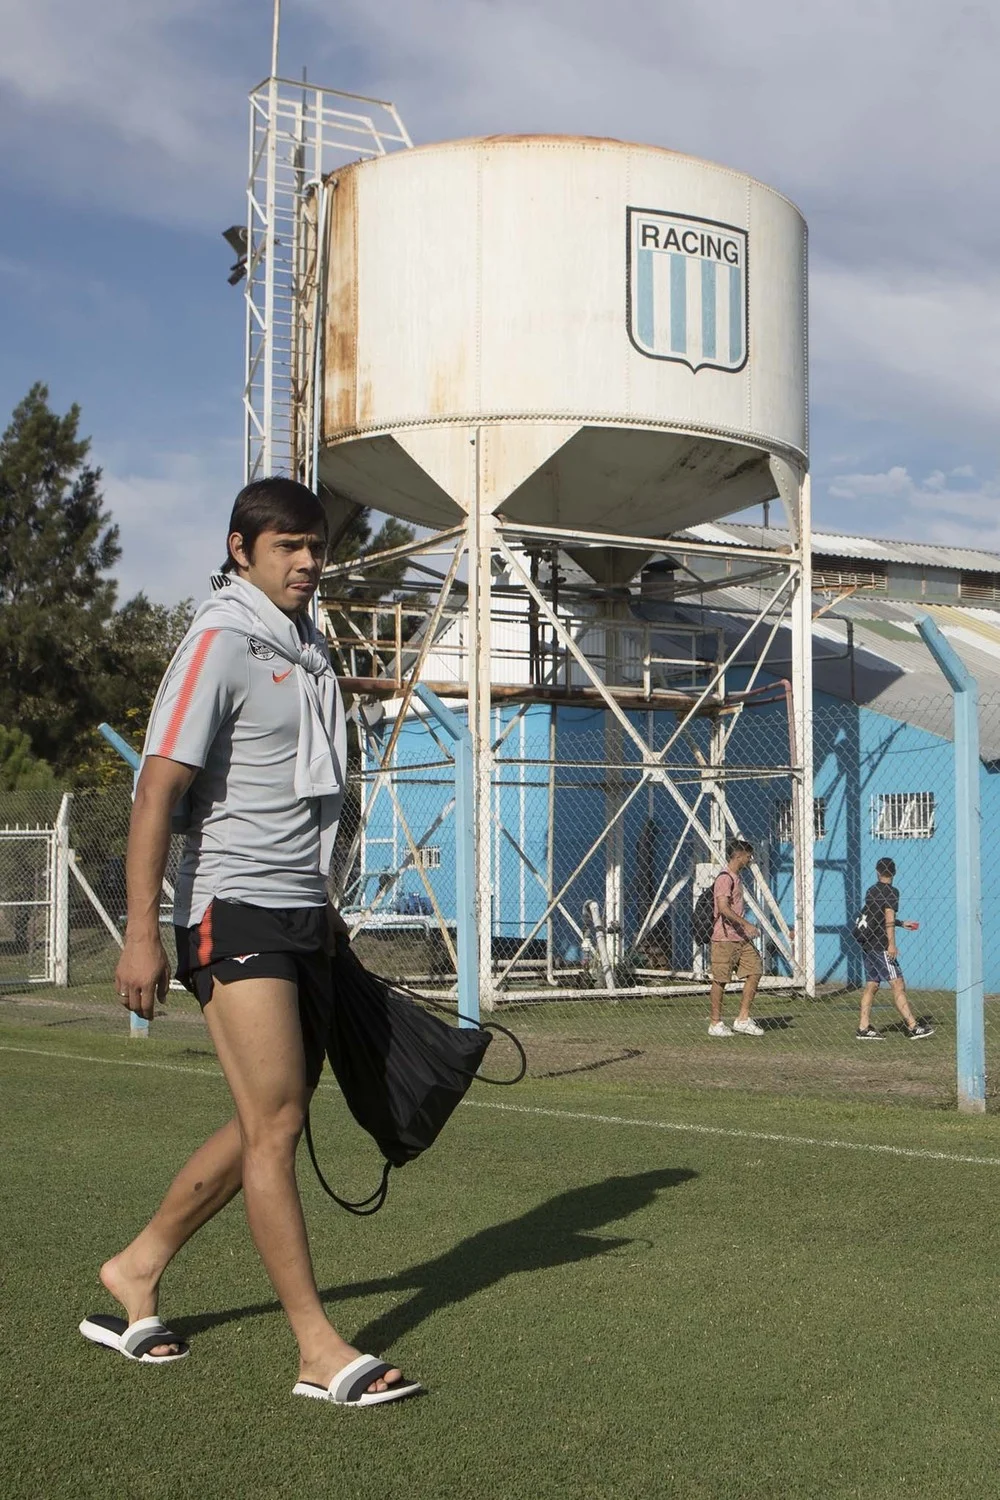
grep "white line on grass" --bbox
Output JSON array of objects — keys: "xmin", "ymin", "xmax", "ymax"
[
  {"xmin": 465, "ymin": 1098, "xmax": 1000, "ymax": 1167},
  {"xmin": 0, "ymin": 1043, "xmax": 224, "ymax": 1081},
  {"xmin": 4, "ymin": 1043, "xmax": 1000, "ymax": 1170}
]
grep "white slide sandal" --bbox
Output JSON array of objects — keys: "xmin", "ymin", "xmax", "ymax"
[
  {"xmin": 292, "ymin": 1353, "xmax": 421, "ymax": 1407},
  {"xmin": 79, "ymin": 1314, "xmax": 190, "ymax": 1363}
]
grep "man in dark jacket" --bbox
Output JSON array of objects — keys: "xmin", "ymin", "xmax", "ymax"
[{"xmin": 855, "ymin": 858, "xmax": 933, "ymax": 1041}]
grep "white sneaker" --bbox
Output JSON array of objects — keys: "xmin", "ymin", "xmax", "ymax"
[
  {"xmin": 707, "ymin": 1021, "xmax": 732, "ymax": 1037},
  {"xmin": 732, "ymin": 1017, "xmax": 764, "ymax": 1036}
]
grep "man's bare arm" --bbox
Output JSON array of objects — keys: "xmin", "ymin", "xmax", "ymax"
[
  {"xmin": 884, "ymin": 904, "xmax": 897, "ymax": 955},
  {"xmin": 115, "ymin": 755, "xmax": 196, "ymax": 1019},
  {"xmin": 717, "ymin": 895, "xmax": 758, "ymax": 936}
]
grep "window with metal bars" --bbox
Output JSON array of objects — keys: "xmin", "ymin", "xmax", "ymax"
[
  {"xmin": 414, "ymin": 845, "xmax": 441, "ymax": 870},
  {"xmin": 813, "ymin": 557, "xmax": 887, "ymax": 592},
  {"xmin": 870, "ymin": 792, "xmax": 935, "ymax": 839},
  {"xmin": 772, "ymin": 797, "xmax": 827, "ymax": 842}
]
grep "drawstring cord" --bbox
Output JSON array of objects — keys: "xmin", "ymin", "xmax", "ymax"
[{"xmin": 305, "ymin": 988, "xmax": 526, "ymax": 1215}]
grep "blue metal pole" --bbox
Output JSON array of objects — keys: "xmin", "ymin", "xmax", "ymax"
[
  {"xmin": 915, "ymin": 616, "xmax": 985, "ymax": 1113},
  {"xmin": 97, "ymin": 723, "xmax": 147, "ymax": 1036},
  {"xmin": 98, "ymin": 722, "xmax": 140, "ymax": 772},
  {"xmin": 413, "ymin": 684, "xmax": 479, "ymax": 1027}
]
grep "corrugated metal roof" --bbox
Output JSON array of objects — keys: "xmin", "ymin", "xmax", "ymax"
[
  {"xmin": 689, "ymin": 521, "xmax": 1000, "ymax": 573},
  {"xmin": 667, "ymin": 583, "xmax": 1000, "ymax": 758}
]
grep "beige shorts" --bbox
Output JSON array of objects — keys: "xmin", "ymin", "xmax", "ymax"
[{"xmin": 710, "ymin": 939, "xmax": 763, "ymax": 985}]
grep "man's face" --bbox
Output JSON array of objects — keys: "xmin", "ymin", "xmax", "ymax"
[
  {"xmin": 737, "ymin": 849, "xmax": 754, "ymax": 871},
  {"xmin": 230, "ymin": 528, "xmax": 327, "ymax": 616}
]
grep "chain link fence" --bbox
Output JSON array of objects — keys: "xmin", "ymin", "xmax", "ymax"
[
  {"xmin": 350, "ymin": 691, "xmax": 1000, "ymax": 1109},
  {"xmin": 3, "ymin": 689, "xmax": 998, "ymax": 1109},
  {"xmin": 0, "ymin": 786, "xmax": 180, "ymax": 999}
]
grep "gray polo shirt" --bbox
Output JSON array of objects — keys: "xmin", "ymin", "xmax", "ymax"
[{"xmin": 146, "ymin": 623, "xmax": 330, "ymax": 926}]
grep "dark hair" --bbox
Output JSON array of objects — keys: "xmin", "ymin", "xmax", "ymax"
[
  {"xmin": 727, "ymin": 839, "xmax": 754, "ymax": 859},
  {"xmin": 221, "ymin": 477, "xmax": 328, "ymax": 573},
  {"xmin": 876, "ymin": 858, "xmax": 896, "ymax": 879}
]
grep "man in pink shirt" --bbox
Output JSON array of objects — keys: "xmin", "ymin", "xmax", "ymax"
[{"xmin": 707, "ymin": 839, "xmax": 764, "ymax": 1037}]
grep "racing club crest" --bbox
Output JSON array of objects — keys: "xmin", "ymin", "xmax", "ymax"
[
  {"xmin": 247, "ymin": 637, "xmax": 276, "ymax": 661},
  {"xmin": 627, "ymin": 208, "xmax": 748, "ymax": 373}
]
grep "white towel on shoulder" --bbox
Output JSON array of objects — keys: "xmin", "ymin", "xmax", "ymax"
[{"xmin": 144, "ymin": 573, "xmax": 347, "ymax": 875}]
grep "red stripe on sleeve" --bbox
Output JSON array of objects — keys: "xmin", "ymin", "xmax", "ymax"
[{"xmin": 156, "ymin": 630, "xmax": 220, "ymax": 759}]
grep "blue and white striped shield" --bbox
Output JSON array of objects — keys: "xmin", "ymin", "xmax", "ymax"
[{"xmin": 627, "ymin": 208, "xmax": 749, "ymax": 373}]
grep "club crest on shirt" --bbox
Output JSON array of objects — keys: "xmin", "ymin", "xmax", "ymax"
[{"xmin": 247, "ymin": 637, "xmax": 276, "ymax": 661}]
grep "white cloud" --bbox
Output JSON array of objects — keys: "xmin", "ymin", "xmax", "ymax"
[
  {"xmin": 0, "ymin": 0, "xmax": 250, "ymax": 227},
  {"xmin": 825, "ymin": 464, "xmax": 1000, "ymax": 553},
  {"xmin": 99, "ymin": 445, "xmax": 241, "ymax": 605},
  {"xmin": 810, "ymin": 262, "xmax": 1000, "ymax": 433}
]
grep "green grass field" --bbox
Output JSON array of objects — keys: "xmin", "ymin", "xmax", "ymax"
[
  {"xmin": 8, "ymin": 961, "xmax": 993, "ymax": 1111},
  {"xmin": 4, "ymin": 1000, "xmax": 1000, "ymax": 1500}
]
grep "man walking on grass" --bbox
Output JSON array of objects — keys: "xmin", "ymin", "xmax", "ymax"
[
  {"xmin": 855, "ymin": 857, "xmax": 933, "ymax": 1041},
  {"xmin": 78, "ymin": 477, "xmax": 421, "ymax": 1407},
  {"xmin": 707, "ymin": 839, "xmax": 764, "ymax": 1038}
]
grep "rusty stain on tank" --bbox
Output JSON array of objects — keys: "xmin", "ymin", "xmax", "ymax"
[
  {"xmin": 429, "ymin": 346, "xmax": 466, "ymax": 416},
  {"xmin": 325, "ymin": 168, "xmax": 359, "ymax": 436}
]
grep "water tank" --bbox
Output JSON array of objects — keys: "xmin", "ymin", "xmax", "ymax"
[{"xmin": 318, "ymin": 135, "xmax": 807, "ymax": 538}]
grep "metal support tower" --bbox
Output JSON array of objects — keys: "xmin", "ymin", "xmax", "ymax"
[
  {"xmin": 242, "ymin": 76, "xmax": 410, "ymax": 484},
  {"xmin": 321, "ymin": 505, "xmax": 816, "ymax": 1003}
]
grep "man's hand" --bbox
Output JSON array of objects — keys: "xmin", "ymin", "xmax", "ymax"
[
  {"xmin": 115, "ymin": 755, "xmax": 194, "ymax": 1018},
  {"xmin": 743, "ymin": 922, "xmax": 759, "ymax": 939},
  {"xmin": 115, "ymin": 934, "xmax": 170, "ymax": 1020},
  {"xmin": 887, "ymin": 945, "xmax": 899, "ymax": 960}
]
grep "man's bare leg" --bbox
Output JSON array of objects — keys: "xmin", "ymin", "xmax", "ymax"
[
  {"xmin": 99, "ymin": 1117, "xmax": 243, "ymax": 1356},
  {"xmin": 735, "ymin": 972, "xmax": 760, "ymax": 1025},
  {"xmin": 709, "ymin": 980, "xmax": 726, "ymax": 1024},
  {"xmin": 203, "ymin": 974, "xmax": 401, "ymax": 1395},
  {"xmin": 889, "ymin": 976, "xmax": 917, "ymax": 1030},
  {"xmin": 858, "ymin": 981, "xmax": 878, "ymax": 1031}
]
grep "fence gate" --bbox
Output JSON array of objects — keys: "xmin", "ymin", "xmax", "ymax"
[{"xmin": 0, "ymin": 794, "xmax": 70, "ymax": 987}]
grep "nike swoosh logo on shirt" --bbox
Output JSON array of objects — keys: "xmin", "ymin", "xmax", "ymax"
[{"xmin": 272, "ymin": 667, "xmax": 294, "ymax": 683}]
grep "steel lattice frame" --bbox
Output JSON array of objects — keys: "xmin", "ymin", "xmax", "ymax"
[
  {"xmin": 242, "ymin": 75, "xmax": 411, "ymax": 486},
  {"xmin": 319, "ymin": 495, "xmax": 815, "ymax": 1007}
]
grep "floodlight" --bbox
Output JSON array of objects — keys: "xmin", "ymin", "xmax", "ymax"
[
  {"xmin": 222, "ymin": 225, "xmax": 248, "ymax": 256},
  {"xmin": 222, "ymin": 225, "xmax": 248, "ymax": 285}
]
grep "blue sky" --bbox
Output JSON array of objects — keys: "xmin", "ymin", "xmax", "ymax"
[{"xmin": 2, "ymin": 0, "xmax": 999, "ymax": 604}]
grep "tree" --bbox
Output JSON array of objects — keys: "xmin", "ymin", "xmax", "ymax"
[
  {"xmin": 0, "ymin": 384, "xmax": 120, "ymax": 770},
  {"xmin": 326, "ymin": 508, "xmax": 416, "ymax": 592},
  {"xmin": 0, "ymin": 725, "xmax": 57, "ymax": 791}
]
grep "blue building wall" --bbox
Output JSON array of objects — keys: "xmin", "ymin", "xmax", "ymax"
[
  {"xmin": 357, "ymin": 691, "xmax": 994, "ymax": 993},
  {"xmin": 717, "ymin": 690, "xmax": 997, "ymax": 993}
]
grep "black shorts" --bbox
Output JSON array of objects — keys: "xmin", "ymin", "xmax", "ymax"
[{"xmin": 175, "ymin": 898, "xmax": 332, "ymax": 1089}]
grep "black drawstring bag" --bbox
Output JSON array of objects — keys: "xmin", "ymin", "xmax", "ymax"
[{"xmin": 304, "ymin": 940, "xmax": 526, "ymax": 1214}]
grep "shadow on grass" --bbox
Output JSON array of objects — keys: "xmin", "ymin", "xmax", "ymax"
[
  {"xmin": 757, "ymin": 1016, "xmax": 795, "ymax": 1032},
  {"xmin": 177, "ymin": 1166, "xmax": 696, "ymax": 1346},
  {"xmin": 883, "ymin": 1014, "xmax": 937, "ymax": 1036},
  {"xmin": 534, "ymin": 1047, "xmax": 645, "ymax": 1079}
]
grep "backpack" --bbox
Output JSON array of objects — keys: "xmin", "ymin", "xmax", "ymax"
[{"xmin": 693, "ymin": 872, "xmax": 733, "ymax": 944}]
